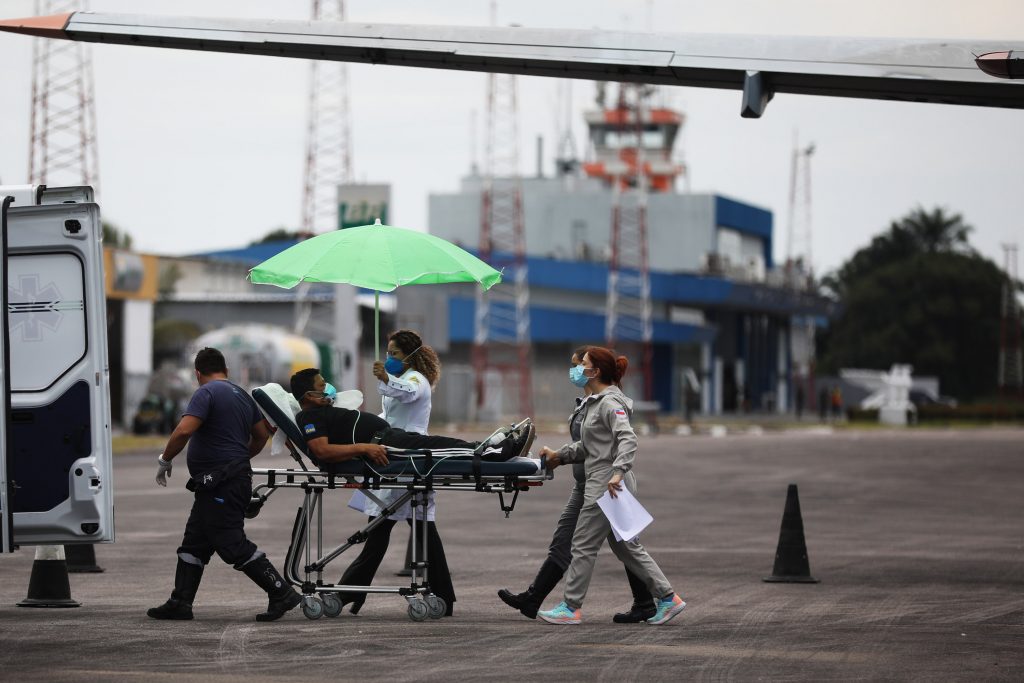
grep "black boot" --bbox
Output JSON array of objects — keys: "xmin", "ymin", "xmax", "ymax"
[
  {"xmin": 497, "ymin": 558, "xmax": 564, "ymax": 619},
  {"xmin": 612, "ymin": 568, "xmax": 656, "ymax": 623},
  {"xmin": 241, "ymin": 556, "xmax": 302, "ymax": 622},
  {"xmin": 148, "ymin": 558, "xmax": 204, "ymax": 620}
]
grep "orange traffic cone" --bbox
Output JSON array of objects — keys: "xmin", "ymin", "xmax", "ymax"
[
  {"xmin": 17, "ymin": 545, "xmax": 81, "ymax": 607},
  {"xmin": 763, "ymin": 484, "xmax": 819, "ymax": 583}
]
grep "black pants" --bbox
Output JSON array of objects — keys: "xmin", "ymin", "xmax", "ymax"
[
  {"xmin": 337, "ymin": 516, "xmax": 455, "ymax": 611},
  {"xmin": 378, "ymin": 427, "xmax": 477, "ymax": 452},
  {"xmin": 177, "ymin": 470, "xmax": 258, "ymax": 568}
]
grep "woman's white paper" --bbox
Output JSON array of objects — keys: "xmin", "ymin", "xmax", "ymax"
[{"xmin": 596, "ymin": 486, "xmax": 653, "ymax": 543}]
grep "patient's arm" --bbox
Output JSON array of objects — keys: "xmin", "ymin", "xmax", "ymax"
[{"xmin": 307, "ymin": 437, "xmax": 389, "ymax": 465}]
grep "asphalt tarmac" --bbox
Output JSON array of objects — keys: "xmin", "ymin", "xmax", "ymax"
[{"xmin": 1, "ymin": 427, "xmax": 1022, "ymax": 682}]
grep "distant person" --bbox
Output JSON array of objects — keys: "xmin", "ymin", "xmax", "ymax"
[
  {"xmin": 818, "ymin": 387, "xmax": 829, "ymax": 423},
  {"xmin": 831, "ymin": 386, "xmax": 843, "ymax": 420},
  {"xmin": 148, "ymin": 347, "xmax": 301, "ymax": 622}
]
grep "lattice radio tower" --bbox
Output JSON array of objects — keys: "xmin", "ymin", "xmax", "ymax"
[
  {"xmin": 785, "ymin": 133, "xmax": 815, "ymax": 284},
  {"xmin": 301, "ymin": 0, "xmax": 353, "ymax": 234},
  {"xmin": 296, "ymin": 0, "xmax": 353, "ymax": 336},
  {"xmin": 472, "ymin": 2, "xmax": 533, "ymax": 419},
  {"xmin": 28, "ymin": 0, "xmax": 99, "ymax": 188},
  {"xmin": 605, "ymin": 83, "xmax": 654, "ymax": 401},
  {"xmin": 998, "ymin": 243, "xmax": 1023, "ymax": 396}
]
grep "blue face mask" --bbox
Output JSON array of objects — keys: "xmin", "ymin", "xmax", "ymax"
[
  {"xmin": 383, "ymin": 355, "xmax": 405, "ymax": 376},
  {"xmin": 569, "ymin": 364, "xmax": 590, "ymax": 388},
  {"xmin": 323, "ymin": 383, "xmax": 337, "ymax": 403}
]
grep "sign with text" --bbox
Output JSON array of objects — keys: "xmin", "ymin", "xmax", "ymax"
[{"xmin": 338, "ymin": 183, "xmax": 390, "ymax": 229}]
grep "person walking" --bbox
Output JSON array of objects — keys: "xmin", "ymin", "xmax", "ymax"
[
  {"xmin": 537, "ymin": 346, "xmax": 687, "ymax": 626},
  {"xmin": 147, "ymin": 347, "xmax": 301, "ymax": 622},
  {"xmin": 497, "ymin": 347, "xmax": 656, "ymax": 622},
  {"xmin": 334, "ymin": 330, "xmax": 457, "ymax": 616}
]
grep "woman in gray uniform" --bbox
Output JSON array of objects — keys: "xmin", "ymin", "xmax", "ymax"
[
  {"xmin": 497, "ymin": 347, "xmax": 655, "ymax": 622},
  {"xmin": 537, "ymin": 346, "xmax": 687, "ymax": 626}
]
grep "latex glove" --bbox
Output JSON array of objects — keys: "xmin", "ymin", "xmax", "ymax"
[{"xmin": 155, "ymin": 454, "xmax": 173, "ymax": 487}]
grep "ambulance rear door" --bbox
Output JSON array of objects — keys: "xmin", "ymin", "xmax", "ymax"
[
  {"xmin": 0, "ymin": 196, "xmax": 13, "ymax": 552},
  {"xmin": 5, "ymin": 198, "xmax": 114, "ymax": 545}
]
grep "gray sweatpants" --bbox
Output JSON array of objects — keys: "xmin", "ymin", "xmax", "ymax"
[
  {"xmin": 546, "ymin": 480, "xmax": 586, "ymax": 571},
  {"xmin": 562, "ymin": 471, "xmax": 673, "ymax": 610}
]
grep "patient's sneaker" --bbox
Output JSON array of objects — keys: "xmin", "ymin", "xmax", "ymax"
[
  {"xmin": 538, "ymin": 601, "xmax": 581, "ymax": 625},
  {"xmin": 497, "ymin": 420, "xmax": 534, "ymax": 461},
  {"xmin": 646, "ymin": 594, "xmax": 686, "ymax": 625}
]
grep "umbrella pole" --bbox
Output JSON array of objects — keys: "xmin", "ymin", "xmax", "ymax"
[{"xmin": 375, "ymin": 290, "xmax": 380, "ymax": 361}]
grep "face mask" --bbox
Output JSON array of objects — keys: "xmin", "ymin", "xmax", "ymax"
[
  {"xmin": 569, "ymin": 364, "xmax": 590, "ymax": 388},
  {"xmin": 323, "ymin": 383, "xmax": 337, "ymax": 403},
  {"xmin": 384, "ymin": 355, "xmax": 405, "ymax": 376}
]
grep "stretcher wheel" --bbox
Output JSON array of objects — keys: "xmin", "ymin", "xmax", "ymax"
[
  {"xmin": 425, "ymin": 595, "xmax": 446, "ymax": 619},
  {"xmin": 321, "ymin": 592, "xmax": 343, "ymax": 618},
  {"xmin": 407, "ymin": 600, "xmax": 429, "ymax": 622},
  {"xmin": 302, "ymin": 596, "xmax": 324, "ymax": 620}
]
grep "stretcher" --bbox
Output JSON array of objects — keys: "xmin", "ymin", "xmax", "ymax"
[{"xmin": 248, "ymin": 385, "xmax": 552, "ymax": 621}]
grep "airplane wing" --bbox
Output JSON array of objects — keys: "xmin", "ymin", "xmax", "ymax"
[{"xmin": 1, "ymin": 11, "xmax": 1022, "ymax": 117}]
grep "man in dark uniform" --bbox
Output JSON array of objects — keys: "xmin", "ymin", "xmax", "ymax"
[
  {"xmin": 147, "ymin": 347, "xmax": 301, "ymax": 622},
  {"xmin": 290, "ymin": 368, "xmax": 533, "ymax": 467}
]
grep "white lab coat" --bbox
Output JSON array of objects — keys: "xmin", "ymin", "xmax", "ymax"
[{"xmin": 360, "ymin": 369, "xmax": 436, "ymax": 521}]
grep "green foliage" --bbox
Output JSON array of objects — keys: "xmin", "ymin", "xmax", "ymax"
[
  {"xmin": 102, "ymin": 221, "xmax": 133, "ymax": 249},
  {"xmin": 252, "ymin": 227, "xmax": 302, "ymax": 245},
  {"xmin": 818, "ymin": 207, "xmax": 1009, "ymax": 401}
]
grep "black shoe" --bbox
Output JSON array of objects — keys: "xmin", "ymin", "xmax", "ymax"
[
  {"xmin": 612, "ymin": 602, "xmax": 657, "ymax": 623},
  {"xmin": 147, "ymin": 599, "xmax": 193, "ymax": 620},
  {"xmin": 241, "ymin": 556, "xmax": 302, "ymax": 622},
  {"xmin": 337, "ymin": 592, "xmax": 366, "ymax": 615},
  {"xmin": 256, "ymin": 589, "xmax": 302, "ymax": 622},
  {"xmin": 148, "ymin": 558, "xmax": 204, "ymax": 620},
  {"xmin": 497, "ymin": 421, "xmax": 535, "ymax": 462},
  {"xmin": 498, "ymin": 588, "xmax": 542, "ymax": 619}
]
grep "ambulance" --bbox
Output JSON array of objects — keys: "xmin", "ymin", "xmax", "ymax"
[{"xmin": 0, "ymin": 184, "xmax": 114, "ymax": 553}]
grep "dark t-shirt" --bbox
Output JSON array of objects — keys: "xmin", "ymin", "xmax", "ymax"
[
  {"xmin": 184, "ymin": 379, "xmax": 262, "ymax": 476},
  {"xmin": 295, "ymin": 406, "xmax": 390, "ymax": 449}
]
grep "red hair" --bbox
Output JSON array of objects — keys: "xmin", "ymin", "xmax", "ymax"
[{"xmin": 585, "ymin": 346, "xmax": 628, "ymax": 386}]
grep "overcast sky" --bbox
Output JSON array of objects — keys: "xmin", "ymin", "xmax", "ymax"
[{"xmin": 1, "ymin": 0, "xmax": 1022, "ymax": 276}]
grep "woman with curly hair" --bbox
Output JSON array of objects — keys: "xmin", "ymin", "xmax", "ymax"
[{"xmin": 335, "ymin": 329, "xmax": 456, "ymax": 616}]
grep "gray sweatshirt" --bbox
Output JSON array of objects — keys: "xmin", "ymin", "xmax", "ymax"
[{"xmin": 556, "ymin": 385, "xmax": 637, "ymax": 502}]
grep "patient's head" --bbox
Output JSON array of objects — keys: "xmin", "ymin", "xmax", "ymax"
[{"xmin": 290, "ymin": 367, "xmax": 324, "ymax": 404}]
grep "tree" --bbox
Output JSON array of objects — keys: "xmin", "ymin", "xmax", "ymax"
[
  {"xmin": 818, "ymin": 207, "xmax": 1008, "ymax": 401},
  {"xmin": 102, "ymin": 221, "xmax": 133, "ymax": 249},
  {"xmin": 251, "ymin": 227, "xmax": 303, "ymax": 245}
]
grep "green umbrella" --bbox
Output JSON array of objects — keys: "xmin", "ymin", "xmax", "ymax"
[{"xmin": 249, "ymin": 219, "xmax": 502, "ymax": 359}]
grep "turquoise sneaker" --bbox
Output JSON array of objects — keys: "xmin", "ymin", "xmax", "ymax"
[
  {"xmin": 537, "ymin": 601, "xmax": 581, "ymax": 625},
  {"xmin": 646, "ymin": 594, "xmax": 686, "ymax": 625}
]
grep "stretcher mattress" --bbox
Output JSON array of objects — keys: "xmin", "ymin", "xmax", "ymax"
[{"xmin": 323, "ymin": 455, "xmax": 540, "ymax": 477}]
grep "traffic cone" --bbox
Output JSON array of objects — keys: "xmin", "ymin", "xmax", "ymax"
[
  {"xmin": 17, "ymin": 545, "xmax": 81, "ymax": 607},
  {"xmin": 65, "ymin": 544, "xmax": 105, "ymax": 573},
  {"xmin": 763, "ymin": 484, "xmax": 819, "ymax": 583}
]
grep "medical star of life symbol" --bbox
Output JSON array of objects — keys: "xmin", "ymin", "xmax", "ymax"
[{"xmin": 8, "ymin": 275, "xmax": 64, "ymax": 342}]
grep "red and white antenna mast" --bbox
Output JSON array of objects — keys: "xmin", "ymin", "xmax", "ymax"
[
  {"xmin": 301, "ymin": 0, "xmax": 353, "ymax": 234},
  {"xmin": 472, "ymin": 1, "xmax": 533, "ymax": 419},
  {"xmin": 28, "ymin": 0, "xmax": 99, "ymax": 188},
  {"xmin": 605, "ymin": 84, "xmax": 654, "ymax": 401}
]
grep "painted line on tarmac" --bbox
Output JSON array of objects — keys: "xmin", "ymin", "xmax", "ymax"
[{"xmin": 576, "ymin": 642, "xmax": 870, "ymax": 663}]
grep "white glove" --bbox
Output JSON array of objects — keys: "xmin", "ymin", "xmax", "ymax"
[{"xmin": 155, "ymin": 454, "xmax": 173, "ymax": 487}]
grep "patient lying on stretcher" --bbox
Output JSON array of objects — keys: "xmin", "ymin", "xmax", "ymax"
[{"xmin": 288, "ymin": 368, "xmax": 535, "ymax": 467}]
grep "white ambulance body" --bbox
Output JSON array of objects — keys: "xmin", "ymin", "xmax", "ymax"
[{"xmin": 0, "ymin": 184, "xmax": 114, "ymax": 552}]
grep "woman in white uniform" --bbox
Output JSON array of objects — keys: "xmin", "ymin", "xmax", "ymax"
[{"xmin": 334, "ymin": 329, "xmax": 455, "ymax": 616}]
